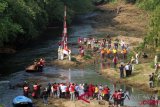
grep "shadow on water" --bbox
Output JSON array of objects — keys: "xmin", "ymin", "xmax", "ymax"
[
  {"xmin": 0, "ymin": 28, "xmax": 61, "ymax": 76},
  {"xmin": 0, "ymin": 12, "xmax": 154, "ymax": 107}
]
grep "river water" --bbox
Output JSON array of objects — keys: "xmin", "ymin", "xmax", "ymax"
[{"xmin": 0, "ymin": 13, "xmax": 153, "ymax": 107}]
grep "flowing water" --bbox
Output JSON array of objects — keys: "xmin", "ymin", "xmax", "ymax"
[{"xmin": 0, "ymin": 13, "xmax": 153, "ymax": 107}]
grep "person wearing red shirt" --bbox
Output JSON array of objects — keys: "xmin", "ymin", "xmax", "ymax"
[
  {"xmin": 52, "ymin": 83, "xmax": 57, "ymax": 98},
  {"xmin": 69, "ymin": 83, "xmax": 75, "ymax": 101},
  {"xmin": 117, "ymin": 90, "xmax": 122, "ymax": 106},
  {"xmin": 111, "ymin": 90, "xmax": 118, "ymax": 106},
  {"xmin": 32, "ymin": 83, "xmax": 38, "ymax": 98},
  {"xmin": 103, "ymin": 87, "xmax": 109, "ymax": 101},
  {"xmin": 88, "ymin": 84, "xmax": 94, "ymax": 98}
]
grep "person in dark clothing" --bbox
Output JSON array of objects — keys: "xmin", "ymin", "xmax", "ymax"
[
  {"xmin": 142, "ymin": 53, "xmax": 148, "ymax": 58},
  {"xmin": 152, "ymin": 73, "xmax": 156, "ymax": 87},
  {"xmin": 42, "ymin": 88, "xmax": 48, "ymax": 105},
  {"xmin": 84, "ymin": 83, "xmax": 89, "ymax": 93},
  {"xmin": 37, "ymin": 84, "xmax": 41, "ymax": 98},
  {"xmin": 84, "ymin": 83, "xmax": 89, "ymax": 98},
  {"xmin": 120, "ymin": 89, "xmax": 130, "ymax": 106},
  {"xmin": 47, "ymin": 83, "xmax": 51, "ymax": 97},
  {"xmin": 129, "ymin": 63, "xmax": 132, "ymax": 76},
  {"xmin": 106, "ymin": 86, "xmax": 110, "ymax": 101},
  {"xmin": 149, "ymin": 75, "xmax": 154, "ymax": 88},
  {"xmin": 119, "ymin": 64, "xmax": 124, "ymax": 78},
  {"xmin": 23, "ymin": 85, "xmax": 29, "ymax": 97}
]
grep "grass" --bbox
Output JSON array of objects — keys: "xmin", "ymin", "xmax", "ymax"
[{"xmin": 103, "ymin": 62, "xmax": 157, "ymax": 92}]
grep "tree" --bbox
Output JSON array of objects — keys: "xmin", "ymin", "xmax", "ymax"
[{"xmin": 0, "ymin": 0, "xmax": 94, "ymax": 46}]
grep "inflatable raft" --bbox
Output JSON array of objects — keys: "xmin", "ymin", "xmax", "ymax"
[{"xmin": 12, "ymin": 96, "xmax": 33, "ymax": 107}]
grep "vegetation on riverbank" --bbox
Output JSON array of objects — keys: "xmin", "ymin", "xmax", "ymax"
[
  {"xmin": 0, "ymin": 0, "xmax": 93, "ymax": 48},
  {"xmin": 136, "ymin": 0, "xmax": 160, "ymax": 53}
]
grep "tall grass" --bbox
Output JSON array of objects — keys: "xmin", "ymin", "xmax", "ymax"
[{"xmin": 136, "ymin": 0, "xmax": 160, "ymax": 11}]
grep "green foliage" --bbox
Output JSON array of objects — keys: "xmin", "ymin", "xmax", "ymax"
[
  {"xmin": 143, "ymin": 5, "xmax": 160, "ymax": 48},
  {"xmin": 135, "ymin": 0, "xmax": 160, "ymax": 49},
  {"xmin": 83, "ymin": 55, "xmax": 92, "ymax": 60},
  {"xmin": 137, "ymin": 0, "xmax": 160, "ymax": 11},
  {"xmin": 0, "ymin": 17, "xmax": 24, "ymax": 46},
  {"xmin": 0, "ymin": 1, "xmax": 7, "ymax": 13},
  {"xmin": 150, "ymin": 61, "xmax": 155, "ymax": 69},
  {"xmin": 0, "ymin": 0, "xmax": 94, "ymax": 46},
  {"xmin": 136, "ymin": 42, "xmax": 145, "ymax": 51},
  {"xmin": 157, "ymin": 53, "xmax": 160, "ymax": 62},
  {"xmin": 125, "ymin": 0, "xmax": 136, "ymax": 4},
  {"xmin": 127, "ymin": 51, "xmax": 134, "ymax": 62},
  {"xmin": 71, "ymin": 57, "xmax": 77, "ymax": 62},
  {"xmin": 63, "ymin": 0, "xmax": 93, "ymax": 14}
]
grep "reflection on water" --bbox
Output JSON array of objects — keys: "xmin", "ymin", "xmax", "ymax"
[{"xmin": 0, "ymin": 64, "xmax": 153, "ymax": 107}]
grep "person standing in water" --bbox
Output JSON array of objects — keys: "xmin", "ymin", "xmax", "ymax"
[{"xmin": 113, "ymin": 56, "xmax": 118, "ymax": 68}]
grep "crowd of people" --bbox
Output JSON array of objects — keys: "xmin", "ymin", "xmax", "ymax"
[
  {"xmin": 77, "ymin": 36, "xmax": 137, "ymax": 78},
  {"xmin": 77, "ymin": 36, "xmax": 133, "ymax": 70},
  {"xmin": 78, "ymin": 36, "xmax": 129, "ymax": 60},
  {"xmin": 23, "ymin": 82, "xmax": 130, "ymax": 106}
]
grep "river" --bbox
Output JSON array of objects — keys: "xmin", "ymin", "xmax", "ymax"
[{"xmin": 0, "ymin": 13, "xmax": 153, "ymax": 107}]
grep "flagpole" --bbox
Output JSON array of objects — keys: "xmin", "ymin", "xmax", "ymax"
[{"xmin": 62, "ymin": 5, "xmax": 67, "ymax": 49}]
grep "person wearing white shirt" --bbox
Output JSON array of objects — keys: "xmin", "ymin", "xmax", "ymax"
[
  {"xmin": 60, "ymin": 84, "xmax": 67, "ymax": 98},
  {"xmin": 125, "ymin": 63, "xmax": 130, "ymax": 77},
  {"xmin": 121, "ymin": 40, "xmax": 125, "ymax": 49}
]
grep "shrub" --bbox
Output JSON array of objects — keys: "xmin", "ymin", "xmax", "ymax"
[{"xmin": 83, "ymin": 55, "xmax": 92, "ymax": 60}]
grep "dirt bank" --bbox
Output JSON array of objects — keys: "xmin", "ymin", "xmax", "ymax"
[
  {"xmin": 34, "ymin": 98, "xmax": 112, "ymax": 107},
  {"xmin": 0, "ymin": 48, "xmax": 16, "ymax": 54},
  {"xmin": 92, "ymin": 1, "xmax": 149, "ymax": 37},
  {"xmin": 50, "ymin": 54, "xmax": 96, "ymax": 69}
]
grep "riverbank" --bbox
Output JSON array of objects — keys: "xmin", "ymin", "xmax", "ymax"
[
  {"xmin": 50, "ymin": 54, "xmax": 95, "ymax": 69},
  {"xmin": 33, "ymin": 98, "xmax": 111, "ymax": 107},
  {"xmin": 50, "ymin": 1, "xmax": 160, "ymax": 94},
  {"xmin": 92, "ymin": 1, "xmax": 159, "ymax": 93},
  {"xmin": 102, "ymin": 63, "xmax": 160, "ymax": 93},
  {"xmin": 0, "ymin": 48, "xmax": 16, "ymax": 54}
]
